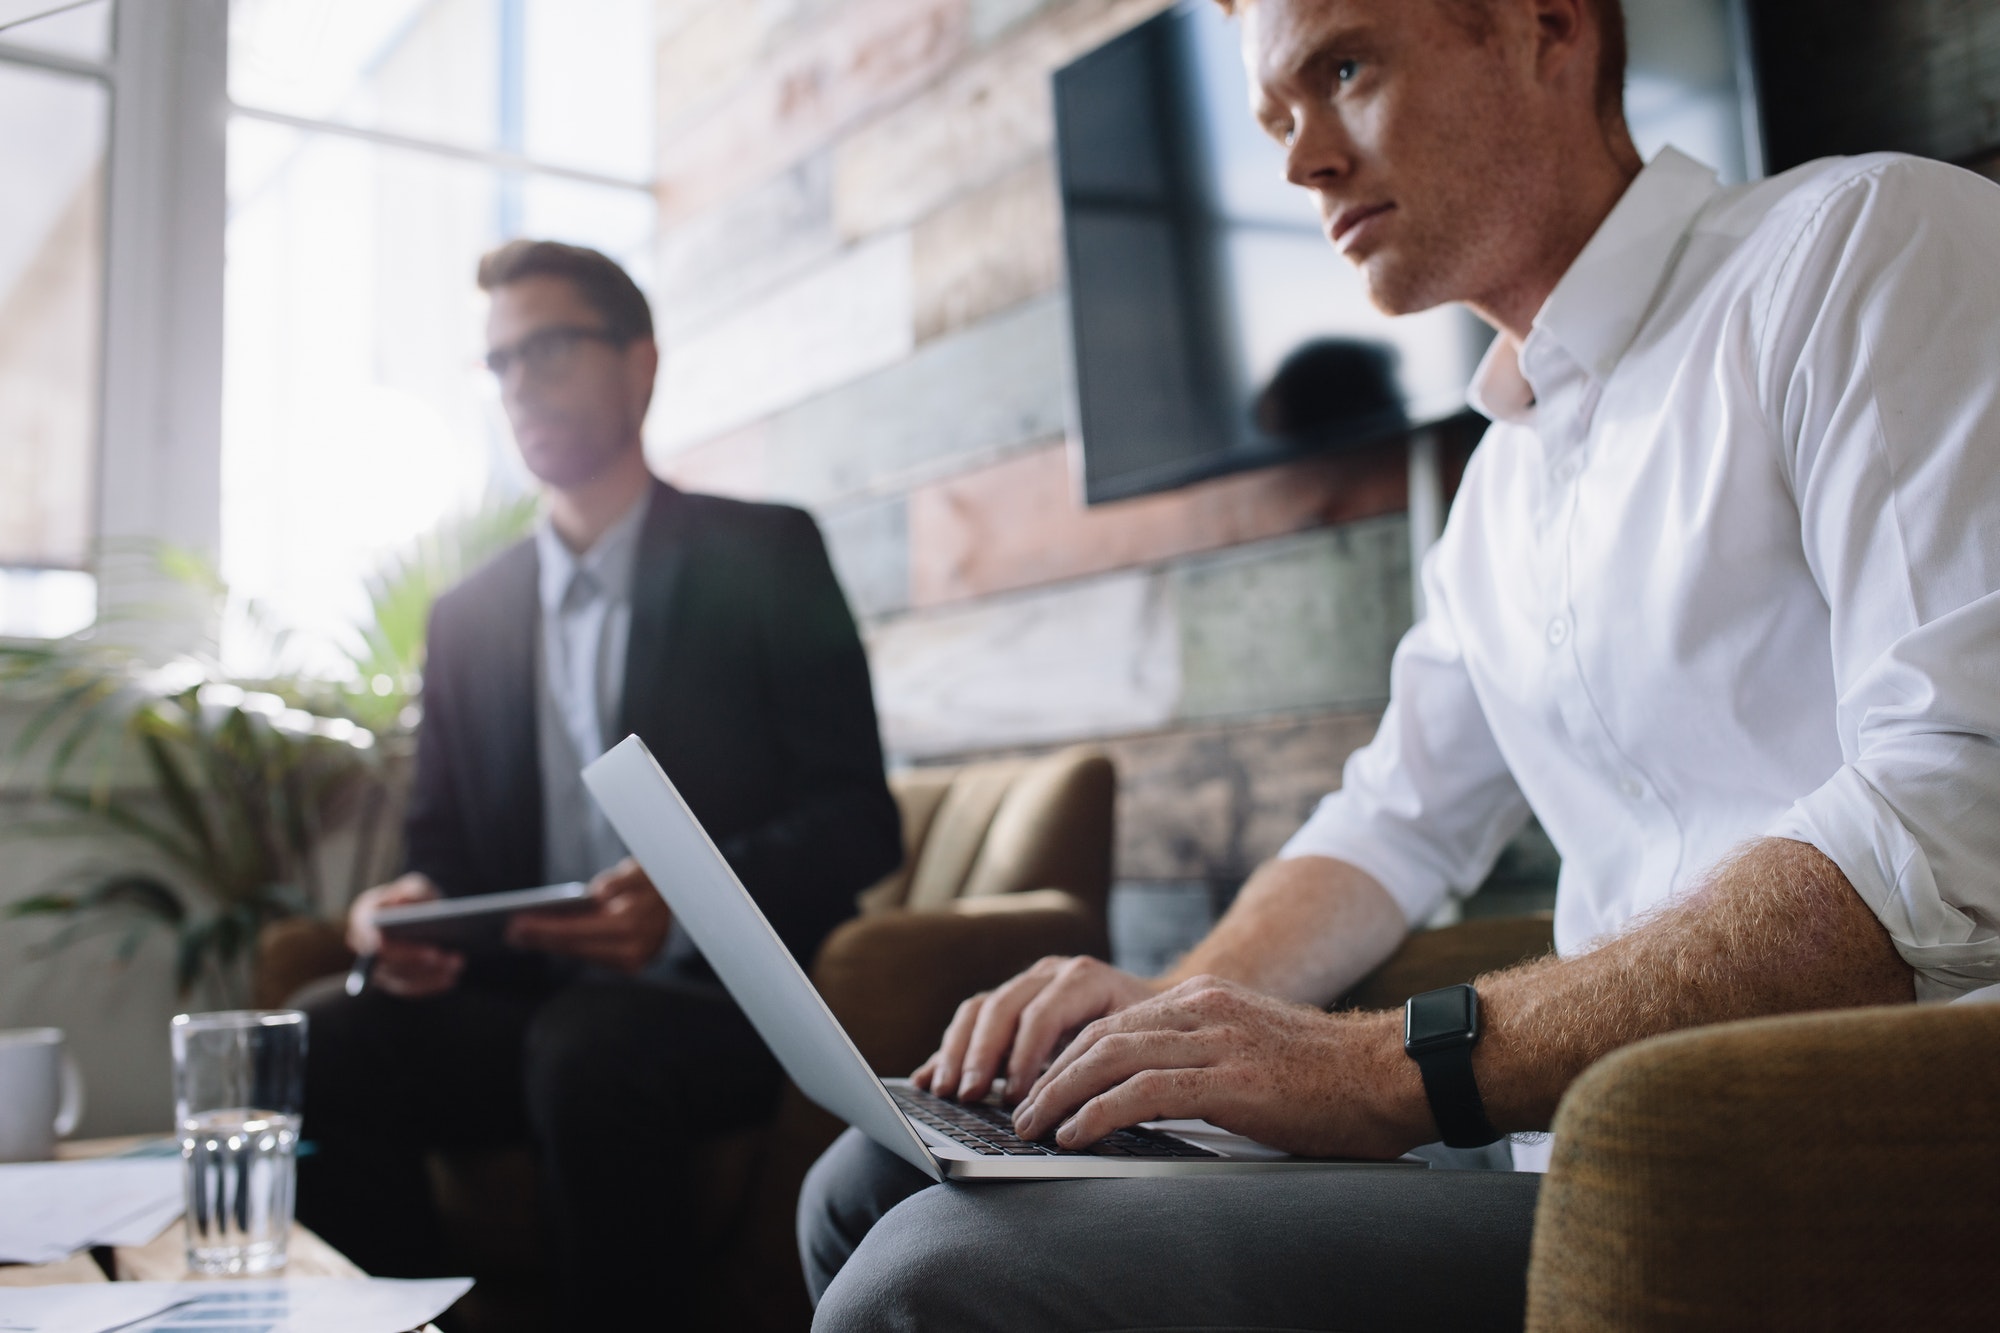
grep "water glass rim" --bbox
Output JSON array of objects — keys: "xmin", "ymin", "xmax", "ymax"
[{"xmin": 171, "ymin": 1009, "xmax": 307, "ymax": 1033}]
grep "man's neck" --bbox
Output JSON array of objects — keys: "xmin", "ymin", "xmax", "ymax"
[
  {"xmin": 1473, "ymin": 135, "xmax": 1645, "ymax": 347},
  {"xmin": 547, "ymin": 444, "xmax": 652, "ymax": 553}
]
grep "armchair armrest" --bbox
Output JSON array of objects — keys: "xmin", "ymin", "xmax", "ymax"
[
  {"xmin": 254, "ymin": 917, "xmax": 356, "ymax": 1008},
  {"xmin": 1337, "ymin": 913, "xmax": 1554, "ymax": 1012},
  {"xmin": 810, "ymin": 890, "xmax": 1109, "ymax": 1076},
  {"xmin": 1526, "ymin": 1001, "xmax": 2000, "ymax": 1332}
]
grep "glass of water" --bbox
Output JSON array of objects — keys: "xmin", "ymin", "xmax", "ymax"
[{"xmin": 171, "ymin": 1009, "xmax": 307, "ymax": 1275}]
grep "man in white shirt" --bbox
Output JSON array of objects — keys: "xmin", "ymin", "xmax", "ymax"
[{"xmin": 798, "ymin": 0, "xmax": 2000, "ymax": 1326}]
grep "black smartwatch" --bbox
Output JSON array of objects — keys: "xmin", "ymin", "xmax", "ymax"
[{"xmin": 1403, "ymin": 984, "xmax": 1502, "ymax": 1149}]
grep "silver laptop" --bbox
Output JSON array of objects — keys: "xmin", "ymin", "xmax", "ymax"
[{"xmin": 583, "ymin": 735, "xmax": 1422, "ymax": 1181}]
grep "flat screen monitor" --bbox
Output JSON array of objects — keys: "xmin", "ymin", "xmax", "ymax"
[{"xmin": 1055, "ymin": 0, "xmax": 1762, "ymax": 505}]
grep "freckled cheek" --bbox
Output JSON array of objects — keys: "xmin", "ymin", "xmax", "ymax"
[{"xmin": 1348, "ymin": 100, "xmax": 1390, "ymax": 156}]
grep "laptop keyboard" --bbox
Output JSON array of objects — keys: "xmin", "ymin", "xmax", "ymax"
[{"xmin": 892, "ymin": 1084, "xmax": 1218, "ymax": 1158}]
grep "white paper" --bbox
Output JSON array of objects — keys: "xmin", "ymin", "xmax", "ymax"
[
  {"xmin": 0, "ymin": 1285, "xmax": 186, "ymax": 1333},
  {"xmin": 0, "ymin": 1160, "xmax": 183, "ymax": 1264},
  {"xmin": 0, "ymin": 1277, "xmax": 471, "ymax": 1333}
]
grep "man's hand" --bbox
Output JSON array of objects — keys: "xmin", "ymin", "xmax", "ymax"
[
  {"xmin": 1009, "ymin": 975, "xmax": 1417, "ymax": 1158},
  {"xmin": 912, "ymin": 955, "xmax": 1164, "ymax": 1103},
  {"xmin": 348, "ymin": 874, "xmax": 464, "ymax": 999},
  {"xmin": 505, "ymin": 857, "xmax": 672, "ymax": 973}
]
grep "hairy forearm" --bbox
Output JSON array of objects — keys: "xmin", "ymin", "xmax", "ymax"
[
  {"xmin": 1471, "ymin": 837, "xmax": 1915, "ymax": 1131},
  {"xmin": 1162, "ymin": 855, "xmax": 1408, "ymax": 1007}
]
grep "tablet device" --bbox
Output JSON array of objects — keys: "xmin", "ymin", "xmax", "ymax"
[{"xmin": 374, "ymin": 881, "xmax": 593, "ymax": 950}]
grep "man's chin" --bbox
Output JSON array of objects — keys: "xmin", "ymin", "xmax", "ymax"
[
  {"xmin": 1357, "ymin": 260, "xmax": 1452, "ymax": 318},
  {"xmin": 519, "ymin": 438, "xmax": 635, "ymax": 492},
  {"xmin": 519, "ymin": 440, "xmax": 590, "ymax": 488}
]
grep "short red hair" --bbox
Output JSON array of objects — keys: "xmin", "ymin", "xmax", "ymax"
[{"xmin": 1215, "ymin": 0, "xmax": 1629, "ymax": 126}]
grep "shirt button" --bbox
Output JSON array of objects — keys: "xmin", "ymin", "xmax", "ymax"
[
  {"xmin": 1546, "ymin": 617, "xmax": 1570, "ymax": 647},
  {"xmin": 1553, "ymin": 457, "xmax": 1580, "ymax": 484},
  {"xmin": 1620, "ymin": 777, "xmax": 1645, "ymax": 800}
]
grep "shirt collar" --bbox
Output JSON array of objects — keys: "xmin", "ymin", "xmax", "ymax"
[
  {"xmin": 535, "ymin": 484, "xmax": 652, "ymax": 616},
  {"xmin": 1468, "ymin": 147, "xmax": 1722, "ymax": 423}
]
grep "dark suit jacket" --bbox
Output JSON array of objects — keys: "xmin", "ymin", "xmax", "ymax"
[{"xmin": 401, "ymin": 480, "xmax": 901, "ymax": 981}]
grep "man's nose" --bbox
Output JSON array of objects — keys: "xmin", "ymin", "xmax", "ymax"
[{"xmin": 1283, "ymin": 110, "xmax": 1356, "ymax": 191}]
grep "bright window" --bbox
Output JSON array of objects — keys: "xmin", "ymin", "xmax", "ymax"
[
  {"xmin": 0, "ymin": 1, "xmax": 114, "ymax": 638},
  {"xmin": 222, "ymin": 0, "xmax": 655, "ymax": 673}
]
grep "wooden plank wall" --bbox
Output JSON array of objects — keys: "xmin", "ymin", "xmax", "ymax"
[
  {"xmin": 644, "ymin": 0, "xmax": 2000, "ymax": 924},
  {"xmin": 646, "ymin": 0, "xmax": 1451, "ymax": 911}
]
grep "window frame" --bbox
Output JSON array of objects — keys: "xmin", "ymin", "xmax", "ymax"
[
  {"xmin": 0, "ymin": 0, "xmax": 228, "ymax": 645},
  {"xmin": 0, "ymin": 0, "xmax": 657, "ymax": 646}
]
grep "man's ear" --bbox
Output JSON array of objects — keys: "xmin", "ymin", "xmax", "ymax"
[
  {"xmin": 627, "ymin": 337, "xmax": 660, "ymax": 417},
  {"xmin": 1525, "ymin": 0, "xmax": 1594, "ymax": 95}
]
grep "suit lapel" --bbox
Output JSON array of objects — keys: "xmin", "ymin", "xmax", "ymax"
[
  {"xmin": 472, "ymin": 539, "xmax": 545, "ymax": 887},
  {"xmin": 619, "ymin": 480, "xmax": 692, "ymax": 747}
]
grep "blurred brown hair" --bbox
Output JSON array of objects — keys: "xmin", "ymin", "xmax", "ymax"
[{"xmin": 476, "ymin": 240, "xmax": 654, "ymax": 344}]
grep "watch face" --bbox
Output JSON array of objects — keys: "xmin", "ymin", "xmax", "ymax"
[{"xmin": 1405, "ymin": 985, "xmax": 1478, "ymax": 1051}]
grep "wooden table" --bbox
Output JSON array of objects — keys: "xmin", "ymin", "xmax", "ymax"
[{"xmin": 0, "ymin": 1137, "xmax": 445, "ymax": 1330}]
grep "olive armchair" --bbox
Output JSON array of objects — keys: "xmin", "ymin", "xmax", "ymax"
[{"xmin": 1526, "ymin": 998, "xmax": 2000, "ymax": 1331}]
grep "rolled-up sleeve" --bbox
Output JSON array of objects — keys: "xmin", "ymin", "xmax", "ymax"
[
  {"xmin": 1757, "ymin": 159, "xmax": 2000, "ymax": 1001},
  {"xmin": 1280, "ymin": 534, "xmax": 1532, "ymax": 927}
]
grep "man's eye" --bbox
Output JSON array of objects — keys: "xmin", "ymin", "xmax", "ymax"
[
  {"xmin": 525, "ymin": 330, "xmax": 578, "ymax": 361},
  {"xmin": 1335, "ymin": 59, "xmax": 1360, "ymax": 84}
]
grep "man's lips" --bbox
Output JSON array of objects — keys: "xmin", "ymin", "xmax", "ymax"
[
  {"xmin": 1328, "ymin": 202, "xmax": 1395, "ymax": 251},
  {"xmin": 514, "ymin": 415, "xmax": 568, "ymax": 443}
]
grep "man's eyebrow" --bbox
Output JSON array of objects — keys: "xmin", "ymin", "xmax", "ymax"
[
  {"xmin": 1304, "ymin": 24, "xmax": 1378, "ymax": 78},
  {"xmin": 1263, "ymin": 20, "xmax": 1380, "ymax": 92}
]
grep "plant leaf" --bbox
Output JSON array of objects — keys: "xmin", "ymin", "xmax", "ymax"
[
  {"xmin": 6, "ymin": 893, "xmax": 81, "ymax": 917},
  {"xmin": 43, "ymin": 789, "xmax": 202, "ymax": 872},
  {"xmin": 135, "ymin": 726, "xmax": 218, "ymax": 867},
  {"xmin": 79, "ymin": 875, "xmax": 187, "ymax": 924},
  {"xmin": 175, "ymin": 917, "xmax": 219, "ymax": 996}
]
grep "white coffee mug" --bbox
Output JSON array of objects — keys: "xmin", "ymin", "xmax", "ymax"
[{"xmin": 0, "ymin": 1027, "xmax": 85, "ymax": 1162}]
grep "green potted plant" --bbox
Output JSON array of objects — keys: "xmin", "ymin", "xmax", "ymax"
[
  {"xmin": 1, "ymin": 578, "xmax": 387, "ymax": 999},
  {"xmin": 1, "ymin": 495, "xmax": 534, "ymax": 999}
]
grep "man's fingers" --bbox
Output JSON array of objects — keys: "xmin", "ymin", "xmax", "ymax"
[
  {"xmin": 1020, "ymin": 1013, "xmax": 1110, "ymax": 1109},
  {"xmin": 349, "ymin": 918, "xmax": 383, "ymax": 956},
  {"xmin": 512, "ymin": 919, "xmax": 646, "ymax": 968},
  {"xmin": 374, "ymin": 948, "xmax": 463, "ymax": 998},
  {"xmin": 1005, "ymin": 959, "xmax": 1122, "ymax": 1093},
  {"xmin": 1022, "ymin": 992, "xmax": 1201, "ymax": 1108},
  {"xmin": 1013, "ymin": 1030, "xmax": 1211, "ymax": 1140},
  {"xmin": 510, "ymin": 915, "xmax": 603, "ymax": 948},
  {"xmin": 347, "ymin": 874, "xmax": 438, "ymax": 954},
  {"xmin": 926, "ymin": 993, "xmax": 988, "ymax": 1097},
  {"xmin": 589, "ymin": 857, "xmax": 648, "ymax": 901},
  {"xmin": 508, "ymin": 903, "xmax": 630, "ymax": 948},
  {"xmin": 510, "ymin": 884, "xmax": 670, "ymax": 970},
  {"xmin": 954, "ymin": 967, "xmax": 1060, "ymax": 1101},
  {"xmin": 1054, "ymin": 1067, "xmax": 1210, "ymax": 1148}
]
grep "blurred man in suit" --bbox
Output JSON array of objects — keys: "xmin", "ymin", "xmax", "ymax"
[{"xmin": 297, "ymin": 241, "xmax": 901, "ymax": 1330}]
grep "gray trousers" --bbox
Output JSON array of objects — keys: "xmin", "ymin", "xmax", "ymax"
[{"xmin": 798, "ymin": 1128, "xmax": 1540, "ymax": 1332}]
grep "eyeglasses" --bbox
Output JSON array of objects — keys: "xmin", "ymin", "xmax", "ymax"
[{"xmin": 483, "ymin": 325, "xmax": 625, "ymax": 380}]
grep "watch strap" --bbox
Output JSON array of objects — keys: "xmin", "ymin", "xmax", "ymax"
[{"xmin": 1411, "ymin": 1041, "xmax": 1501, "ymax": 1149}]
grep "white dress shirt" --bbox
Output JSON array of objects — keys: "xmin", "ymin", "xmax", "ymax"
[
  {"xmin": 535, "ymin": 490, "xmax": 649, "ymax": 887},
  {"xmin": 1282, "ymin": 149, "xmax": 2000, "ymax": 1016}
]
